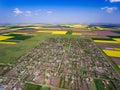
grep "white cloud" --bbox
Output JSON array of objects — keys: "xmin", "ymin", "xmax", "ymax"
[
  {"xmin": 24, "ymin": 11, "xmax": 32, "ymax": 16},
  {"xmin": 13, "ymin": 8, "xmax": 32, "ymax": 16},
  {"xmin": 47, "ymin": 11, "xmax": 53, "ymax": 14},
  {"xmin": 101, "ymin": 6, "xmax": 117, "ymax": 13},
  {"xmin": 13, "ymin": 8, "xmax": 23, "ymax": 16},
  {"xmin": 110, "ymin": 0, "xmax": 120, "ymax": 2},
  {"xmin": 13, "ymin": 8, "xmax": 53, "ymax": 16}
]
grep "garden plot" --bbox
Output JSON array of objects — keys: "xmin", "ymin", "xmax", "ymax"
[{"xmin": 0, "ymin": 37, "xmax": 119, "ymax": 90}]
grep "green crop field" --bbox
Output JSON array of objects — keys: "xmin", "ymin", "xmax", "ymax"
[
  {"xmin": 0, "ymin": 33, "xmax": 54, "ymax": 64},
  {"xmin": 24, "ymin": 83, "xmax": 50, "ymax": 90}
]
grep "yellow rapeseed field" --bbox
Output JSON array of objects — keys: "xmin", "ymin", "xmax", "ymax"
[
  {"xmin": 37, "ymin": 31, "xmax": 55, "ymax": 33},
  {"xmin": 0, "ymin": 35, "xmax": 14, "ymax": 40},
  {"xmin": 52, "ymin": 31, "xmax": 67, "ymax": 34},
  {"xmin": 103, "ymin": 50, "xmax": 120, "ymax": 58},
  {"xmin": 28, "ymin": 27, "xmax": 42, "ymax": 29},
  {"xmin": 114, "ymin": 48, "xmax": 120, "ymax": 51},
  {"xmin": 94, "ymin": 38, "xmax": 120, "ymax": 44},
  {"xmin": 13, "ymin": 32, "xmax": 35, "ymax": 36},
  {"xmin": 71, "ymin": 25, "xmax": 87, "ymax": 28},
  {"xmin": 37, "ymin": 30, "xmax": 67, "ymax": 34},
  {"xmin": 61, "ymin": 24, "xmax": 87, "ymax": 28},
  {"xmin": 96, "ymin": 26, "xmax": 104, "ymax": 30},
  {"xmin": 0, "ymin": 42, "xmax": 17, "ymax": 44},
  {"xmin": 113, "ymin": 38, "xmax": 120, "ymax": 42},
  {"xmin": 93, "ymin": 40, "xmax": 119, "ymax": 43},
  {"xmin": 0, "ymin": 35, "xmax": 17, "ymax": 44}
]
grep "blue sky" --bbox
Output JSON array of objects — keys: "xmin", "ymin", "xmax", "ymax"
[{"xmin": 0, "ymin": 0, "xmax": 120, "ymax": 24}]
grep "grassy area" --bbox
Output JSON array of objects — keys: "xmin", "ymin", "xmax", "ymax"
[
  {"xmin": 0, "ymin": 33, "xmax": 55, "ymax": 64},
  {"xmin": 24, "ymin": 83, "xmax": 50, "ymax": 90},
  {"xmin": 24, "ymin": 83, "xmax": 41, "ymax": 90},
  {"xmin": 4, "ymin": 33, "xmax": 32, "ymax": 41},
  {"xmin": 91, "ymin": 80, "xmax": 97, "ymax": 90},
  {"xmin": 20, "ymin": 27, "xmax": 35, "ymax": 30},
  {"xmin": 66, "ymin": 31, "xmax": 72, "ymax": 35},
  {"xmin": 94, "ymin": 79, "xmax": 105, "ymax": 90}
]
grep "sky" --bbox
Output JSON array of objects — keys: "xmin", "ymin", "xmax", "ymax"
[{"xmin": 0, "ymin": 0, "xmax": 120, "ymax": 24}]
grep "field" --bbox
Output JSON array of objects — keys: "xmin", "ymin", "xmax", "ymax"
[
  {"xmin": 24, "ymin": 83, "xmax": 50, "ymax": 90},
  {"xmin": 0, "ymin": 33, "xmax": 56, "ymax": 64},
  {"xmin": 91, "ymin": 31, "xmax": 120, "ymax": 65},
  {"xmin": 0, "ymin": 24, "xmax": 120, "ymax": 90}
]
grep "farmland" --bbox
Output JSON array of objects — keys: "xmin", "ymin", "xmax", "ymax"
[{"xmin": 0, "ymin": 24, "xmax": 120, "ymax": 90}]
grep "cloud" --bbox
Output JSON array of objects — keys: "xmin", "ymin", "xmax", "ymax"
[
  {"xmin": 13, "ymin": 8, "xmax": 23, "ymax": 16},
  {"xmin": 24, "ymin": 11, "xmax": 32, "ymax": 16},
  {"xmin": 110, "ymin": 0, "xmax": 120, "ymax": 2},
  {"xmin": 101, "ymin": 6, "xmax": 117, "ymax": 13},
  {"xmin": 13, "ymin": 8, "xmax": 32, "ymax": 16},
  {"xmin": 13, "ymin": 8, "xmax": 53, "ymax": 16},
  {"xmin": 47, "ymin": 11, "xmax": 53, "ymax": 14}
]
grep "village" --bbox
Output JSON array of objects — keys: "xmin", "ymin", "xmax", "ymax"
[{"xmin": 0, "ymin": 37, "xmax": 119, "ymax": 90}]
